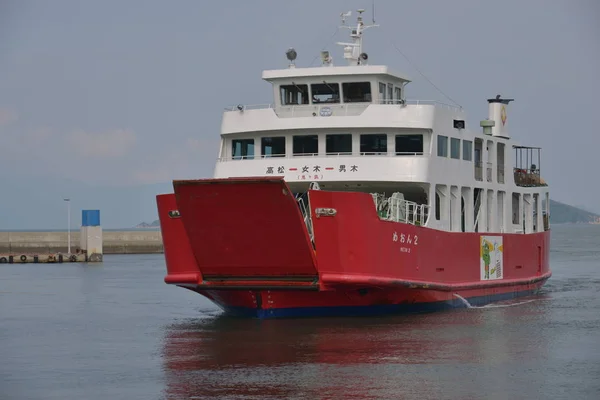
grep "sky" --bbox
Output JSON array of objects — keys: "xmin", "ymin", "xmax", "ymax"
[{"xmin": 0, "ymin": 0, "xmax": 599, "ymax": 229}]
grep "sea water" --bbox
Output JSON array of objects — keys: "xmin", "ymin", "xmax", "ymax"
[{"xmin": 1, "ymin": 224, "xmax": 599, "ymax": 399}]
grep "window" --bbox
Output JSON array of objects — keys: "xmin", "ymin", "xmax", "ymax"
[
  {"xmin": 342, "ymin": 82, "xmax": 371, "ymax": 103},
  {"xmin": 379, "ymin": 82, "xmax": 386, "ymax": 103},
  {"xmin": 394, "ymin": 87, "xmax": 402, "ymax": 103},
  {"xmin": 395, "ymin": 135, "xmax": 423, "ymax": 155},
  {"xmin": 280, "ymin": 84, "xmax": 309, "ymax": 105},
  {"xmin": 387, "ymin": 84, "xmax": 393, "ymax": 104},
  {"xmin": 261, "ymin": 137, "xmax": 285, "ymax": 157},
  {"xmin": 360, "ymin": 134, "xmax": 387, "ymax": 154},
  {"xmin": 231, "ymin": 139, "xmax": 254, "ymax": 159},
  {"xmin": 512, "ymin": 193, "xmax": 520, "ymax": 224},
  {"xmin": 326, "ymin": 134, "xmax": 352, "ymax": 154},
  {"xmin": 450, "ymin": 138, "xmax": 460, "ymax": 159},
  {"xmin": 463, "ymin": 140, "xmax": 473, "ymax": 161},
  {"xmin": 311, "ymin": 83, "xmax": 340, "ymax": 103},
  {"xmin": 293, "ymin": 135, "xmax": 318, "ymax": 156},
  {"xmin": 437, "ymin": 135, "xmax": 448, "ymax": 157}
]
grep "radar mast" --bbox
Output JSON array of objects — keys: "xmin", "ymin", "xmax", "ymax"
[{"xmin": 336, "ymin": 9, "xmax": 379, "ymax": 66}]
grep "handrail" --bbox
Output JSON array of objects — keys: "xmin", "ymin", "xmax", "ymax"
[
  {"xmin": 224, "ymin": 99, "xmax": 463, "ymax": 112},
  {"xmin": 218, "ymin": 152, "xmax": 431, "ymax": 162},
  {"xmin": 297, "ymin": 197, "xmax": 314, "ymax": 243},
  {"xmin": 371, "ymin": 193, "xmax": 429, "ymax": 226}
]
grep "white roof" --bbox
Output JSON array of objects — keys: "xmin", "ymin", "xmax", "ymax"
[{"xmin": 262, "ymin": 65, "xmax": 411, "ymax": 83}]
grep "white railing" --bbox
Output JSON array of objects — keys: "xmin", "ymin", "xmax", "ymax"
[
  {"xmin": 497, "ymin": 163, "xmax": 505, "ymax": 184},
  {"xmin": 218, "ymin": 151, "xmax": 430, "ymax": 162},
  {"xmin": 371, "ymin": 193, "xmax": 430, "ymax": 226},
  {"xmin": 224, "ymin": 99, "xmax": 463, "ymax": 113},
  {"xmin": 224, "ymin": 104, "xmax": 274, "ymax": 111},
  {"xmin": 297, "ymin": 197, "xmax": 314, "ymax": 243}
]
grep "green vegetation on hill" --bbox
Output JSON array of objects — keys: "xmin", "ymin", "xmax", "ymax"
[{"xmin": 549, "ymin": 200, "xmax": 599, "ymax": 224}]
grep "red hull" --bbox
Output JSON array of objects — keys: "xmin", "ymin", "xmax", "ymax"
[{"xmin": 157, "ymin": 177, "xmax": 551, "ymax": 318}]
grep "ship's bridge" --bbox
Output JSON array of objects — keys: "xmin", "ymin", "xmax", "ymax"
[{"xmin": 261, "ymin": 64, "xmax": 411, "ymax": 118}]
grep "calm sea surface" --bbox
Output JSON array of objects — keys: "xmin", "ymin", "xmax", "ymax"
[{"xmin": 1, "ymin": 224, "xmax": 599, "ymax": 400}]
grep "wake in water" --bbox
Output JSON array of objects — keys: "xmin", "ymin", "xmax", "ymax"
[{"xmin": 452, "ymin": 293, "xmax": 539, "ymax": 309}]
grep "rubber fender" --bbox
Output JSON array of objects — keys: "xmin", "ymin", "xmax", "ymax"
[
  {"xmin": 69, "ymin": 255, "xmax": 77, "ymax": 262},
  {"xmin": 33, "ymin": 255, "xmax": 39, "ymax": 263},
  {"xmin": 58, "ymin": 254, "xmax": 63, "ymax": 263},
  {"xmin": 20, "ymin": 255, "xmax": 27, "ymax": 262},
  {"xmin": 8, "ymin": 255, "xmax": 13, "ymax": 263},
  {"xmin": 0, "ymin": 257, "xmax": 7, "ymax": 263}
]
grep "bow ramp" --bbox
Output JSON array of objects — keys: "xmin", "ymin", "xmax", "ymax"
[{"xmin": 173, "ymin": 177, "xmax": 319, "ymax": 289}]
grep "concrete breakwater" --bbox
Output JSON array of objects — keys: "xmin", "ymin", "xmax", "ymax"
[{"xmin": 0, "ymin": 231, "xmax": 164, "ymax": 254}]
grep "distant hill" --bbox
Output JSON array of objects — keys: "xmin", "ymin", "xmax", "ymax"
[
  {"xmin": 135, "ymin": 220, "xmax": 160, "ymax": 229},
  {"xmin": 550, "ymin": 199, "xmax": 600, "ymax": 224}
]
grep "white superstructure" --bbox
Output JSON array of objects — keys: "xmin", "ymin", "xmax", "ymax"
[{"xmin": 213, "ymin": 9, "xmax": 549, "ymax": 235}]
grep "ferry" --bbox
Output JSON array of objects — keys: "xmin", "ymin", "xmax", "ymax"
[{"xmin": 156, "ymin": 9, "xmax": 551, "ymax": 318}]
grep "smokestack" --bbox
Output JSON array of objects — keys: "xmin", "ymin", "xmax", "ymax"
[{"xmin": 487, "ymin": 95, "xmax": 514, "ymax": 139}]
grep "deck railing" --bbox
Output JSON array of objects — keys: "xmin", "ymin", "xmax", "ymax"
[
  {"xmin": 497, "ymin": 163, "xmax": 505, "ymax": 184},
  {"xmin": 513, "ymin": 168, "xmax": 548, "ymax": 187},
  {"xmin": 220, "ymin": 152, "xmax": 430, "ymax": 162},
  {"xmin": 224, "ymin": 99, "xmax": 463, "ymax": 113},
  {"xmin": 474, "ymin": 161, "xmax": 483, "ymax": 181},
  {"xmin": 371, "ymin": 193, "xmax": 429, "ymax": 226}
]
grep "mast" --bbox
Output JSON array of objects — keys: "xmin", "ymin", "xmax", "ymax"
[{"xmin": 336, "ymin": 9, "xmax": 379, "ymax": 66}]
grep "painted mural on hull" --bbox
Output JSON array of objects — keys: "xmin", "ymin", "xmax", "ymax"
[{"xmin": 480, "ymin": 236, "xmax": 503, "ymax": 281}]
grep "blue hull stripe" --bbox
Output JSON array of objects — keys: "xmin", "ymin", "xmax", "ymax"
[{"xmin": 218, "ymin": 289, "xmax": 540, "ymax": 319}]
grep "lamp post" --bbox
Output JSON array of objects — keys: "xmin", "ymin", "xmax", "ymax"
[{"xmin": 64, "ymin": 198, "xmax": 71, "ymax": 254}]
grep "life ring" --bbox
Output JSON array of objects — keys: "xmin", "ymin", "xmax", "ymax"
[
  {"xmin": 48, "ymin": 254, "xmax": 55, "ymax": 262},
  {"xmin": 69, "ymin": 255, "xmax": 77, "ymax": 262},
  {"xmin": 20, "ymin": 255, "xmax": 27, "ymax": 262},
  {"xmin": 0, "ymin": 257, "xmax": 7, "ymax": 263}
]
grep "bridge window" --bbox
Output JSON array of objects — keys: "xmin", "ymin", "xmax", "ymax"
[
  {"xmin": 293, "ymin": 135, "xmax": 318, "ymax": 156},
  {"xmin": 261, "ymin": 136, "xmax": 286, "ymax": 157},
  {"xmin": 463, "ymin": 140, "xmax": 473, "ymax": 161},
  {"xmin": 395, "ymin": 134, "xmax": 423, "ymax": 155},
  {"xmin": 326, "ymin": 134, "xmax": 352, "ymax": 155},
  {"xmin": 360, "ymin": 134, "xmax": 387, "ymax": 155},
  {"xmin": 451, "ymin": 138, "xmax": 460, "ymax": 159},
  {"xmin": 394, "ymin": 87, "xmax": 402, "ymax": 103},
  {"xmin": 379, "ymin": 82, "xmax": 386, "ymax": 103},
  {"xmin": 311, "ymin": 83, "xmax": 340, "ymax": 103},
  {"xmin": 437, "ymin": 135, "xmax": 448, "ymax": 157},
  {"xmin": 231, "ymin": 139, "xmax": 254, "ymax": 160},
  {"xmin": 342, "ymin": 82, "xmax": 371, "ymax": 103},
  {"xmin": 280, "ymin": 84, "xmax": 309, "ymax": 105}
]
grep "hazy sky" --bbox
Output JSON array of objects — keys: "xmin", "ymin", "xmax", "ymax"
[{"xmin": 1, "ymin": 0, "xmax": 599, "ymax": 228}]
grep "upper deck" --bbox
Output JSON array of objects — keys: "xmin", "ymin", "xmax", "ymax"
[
  {"xmin": 212, "ymin": 9, "xmax": 547, "ymax": 195},
  {"xmin": 206, "ymin": 8, "xmax": 550, "ymax": 235}
]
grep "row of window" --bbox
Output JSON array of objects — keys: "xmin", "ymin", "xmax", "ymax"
[
  {"xmin": 231, "ymin": 134, "xmax": 424, "ymax": 159},
  {"xmin": 438, "ymin": 135, "xmax": 473, "ymax": 161},
  {"xmin": 280, "ymin": 81, "xmax": 403, "ymax": 105}
]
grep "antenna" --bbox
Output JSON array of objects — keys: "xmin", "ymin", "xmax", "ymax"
[
  {"xmin": 336, "ymin": 8, "xmax": 379, "ymax": 66},
  {"xmin": 372, "ymin": 0, "xmax": 376, "ymax": 24}
]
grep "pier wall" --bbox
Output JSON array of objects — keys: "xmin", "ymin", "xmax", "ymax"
[{"xmin": 0, "ymin": 231, "xmax": 163, "ymax": 254}]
